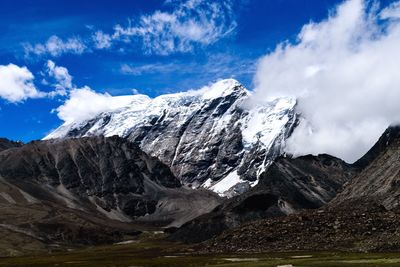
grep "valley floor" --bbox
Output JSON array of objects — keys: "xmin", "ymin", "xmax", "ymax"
[{"xmin": 1, "ymin": 234, "xmax": 400, "ymax": 267}]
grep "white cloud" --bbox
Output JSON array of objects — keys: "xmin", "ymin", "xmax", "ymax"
[
  {"xmin": 54, "ymin": 87, "xmax": 135, "ymax": 124},
  {"xmin": 121, "ymin": 62, "xmax": 179, "ymax": 75},
  {"xmin": 46, "ymin": 60, "xmax": 73, "ymax": 96},
  {"xmin": 111, "ymin": 0, "xmax": 236, "ymax": 55},
  {"xmin": 0, "ymin": 64, "xmax": 45, "ymax": 103},
  {"xmin": 23, "ymin": 0, "xmax": 236, "ymax": 57},
  {"xmin": 92, "ymin": 31, "xmax": 112, "ymax": 49},
  {"xmin": 380, "ymin": 1, "xmax": 400, "ymax": 19},
  {"xmin": 25, "ymin": 35, "xmax": 86, "ymax": 57},
  {"xmin": 121, "ymin": 53, "xmax": 255, "ymax": 78},
  {"xmin": 252, "ymin": 0, "xmax": 400, "ymax": 163}
]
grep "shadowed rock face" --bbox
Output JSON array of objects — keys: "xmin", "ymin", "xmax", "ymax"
[
  {"xmin": 332, "ymin": 126, "xmax": 400, "ymax": 210},
  {"xmin": 0, "ymin": 136, "xmax": 223, "ymax": 224},
  {"xmin": 170, "ymin": 154, "xmax": 356, "ymax": 243},
  {"xmin": 0, "ymin": 138, "xmax": 22, "ymax": 152},
  {"xmin": 0, "ymin": 136, "xmax": 222, "ymax": 255},
  {"xmin": 0, "ymin": 136, "xmax": 181, "ymax": 218}
]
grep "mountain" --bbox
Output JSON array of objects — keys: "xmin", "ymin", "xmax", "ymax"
[
  {"xmin": 199, "ymin": 200, "xmax": 400, "ymax": 253},
  {"xmin": 332, "ymin": 125, "xmax": 400, "ymax": 210},
  {"xmin": 0, "ymin": 138, "xmax": 22, "ymax": 152},
  {"xmin": 45, "ymin": 79, "xmax": 297, "ymax": 197},
  {"xmin": 0, "ymin": 136, "xmax": 222, "ymax": 255},
  {"xmin": 169, "ymin": 153, "xmax": 356, "ymax": 243},
  {"xmin": 0, "ymin": 136, "xmax": 181, "ymax": 219},
  {"xmin": 193, "ymin": 126, "xmax": 400, "ymax": 253}
]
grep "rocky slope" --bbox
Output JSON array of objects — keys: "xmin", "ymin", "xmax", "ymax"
[
  {"xmin": 0, "ymin": 136, "xmax": 181, "ymax": 219},
  {"xmin": 0, "ymin": 137, "xmax": 222, "ymax": 255},
  {"xmin": 332, "ymin": 126, "xmax": 400, "ymax": 209},
  {"xmin": 193, "ymin": 126, "xmax": 400, "ymax": 252},
  {"xmin": 0, "ymin": 138, "xmax": 22, "ymax": 152},
  {"xmin": 199, "ymin": 200, "xmax": 400, "ymax": 253},
  {"xmin": 170, "ymin": 153, "xmax": 356, "ymax": 243},
  {"xmin": 45, "ymin": 79, "xmax": 297, "ymax": 197}
]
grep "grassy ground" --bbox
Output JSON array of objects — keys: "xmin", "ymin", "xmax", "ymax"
[{"xmin": 0, "ymin": 233, "xmax": 399, "ymax": 267}]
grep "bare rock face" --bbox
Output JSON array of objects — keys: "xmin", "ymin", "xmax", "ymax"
[
  {"xmin": 332, "ymin": 126, "xmax": 400, "ymax": 210},
  {"xmin": 44, "ymin": 79, "xmax": 297, "ymax": 196},
  {"xmin": 0, "ymin": 138, "xmax": 22, "ymax": 152},
  {"xmin": 0, "ymin": 136, "xmax": 180, "ymax": 218},
  {"xmin": 0, "ymin": 136, "xmax": 223, "ymax": 254},
  {"xmin": 0, "ymin": 137, "xmax": 222, "ymax": 225},
  {"xmin": 170, "ymin": 154, "xmax": 355, "ymax": 243}
]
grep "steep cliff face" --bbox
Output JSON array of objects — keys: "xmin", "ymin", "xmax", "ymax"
[
  {"xmin": 45, "ymin": 79, "xmax": 297, "ymax": 196},
  {"xmin": 332, "ymin": 126, "xmax": 400, "ymax": 210}
]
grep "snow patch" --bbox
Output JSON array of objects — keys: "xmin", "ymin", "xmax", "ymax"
[{"xmin": 241, "ymin": 98, "xmax": 296, "ymax": 149}]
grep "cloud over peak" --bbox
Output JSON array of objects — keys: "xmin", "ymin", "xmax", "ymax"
[{"xmin": 252, "ymin": 0, "xmax": 400, "ymax": 162}]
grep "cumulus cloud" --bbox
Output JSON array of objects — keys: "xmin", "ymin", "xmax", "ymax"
[
  {"xmin": 46, "ymin": 60, "xmax": 73, "ymax": 96},
  {"xmin": 24, "ymin": 35, "xmax": 86, "ymax": 57},
  {"xmin": 0, "ymin": 64, "xmax": 45, "ymax": 103},
  {"xmin": 252, "ymin": 0, "xmax": 400, "ymax": 163},
  {"xmin": 54, "ymin": 87, "xmax": 136, "ymax": 124}
]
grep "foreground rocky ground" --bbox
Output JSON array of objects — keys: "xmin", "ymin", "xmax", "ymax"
[{"xmin": 198, "ymin": 201, "xmax": 400, "ymax": 254}]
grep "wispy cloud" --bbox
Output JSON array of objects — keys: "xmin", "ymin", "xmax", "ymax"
[
  {"xmin": 92, "ymin": 31, "xmax": 112, "ymax": 49},
  {"xmin": 121, "ymin": 53, "xmax": 255, "ymax": 78},
  {"xmin": 23, "ymin": 0, "xmax": 237, "ymax": 58},
  {"xmin": 111, "ymin": 0, "xmax": 237, "ymax": 55},
  {"xmin": 120, "ymin": 62, "xmax": 180, "ymax": 75},
  {"xmin": 24, "ymin": 35, "xmax": 87, "ymax": 57}
]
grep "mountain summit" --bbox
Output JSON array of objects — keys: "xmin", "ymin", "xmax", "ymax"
[{"xmin": 45, "ymin": 79, "xmax": 297, "ymax": 197}]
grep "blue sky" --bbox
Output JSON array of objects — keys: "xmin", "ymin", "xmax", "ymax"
[{"xmin": 0, "ymin": 0, "xmax": 394, "ymax": 142}]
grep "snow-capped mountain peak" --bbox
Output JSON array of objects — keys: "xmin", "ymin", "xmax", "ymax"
[{"xmin": 45, "ymin": 79, "xmax": 296, "ymax": 197}]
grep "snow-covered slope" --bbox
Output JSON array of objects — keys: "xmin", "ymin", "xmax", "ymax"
[{"xmin": 45, "ymin": 79, "xmax": 297, "ymax": 197}]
